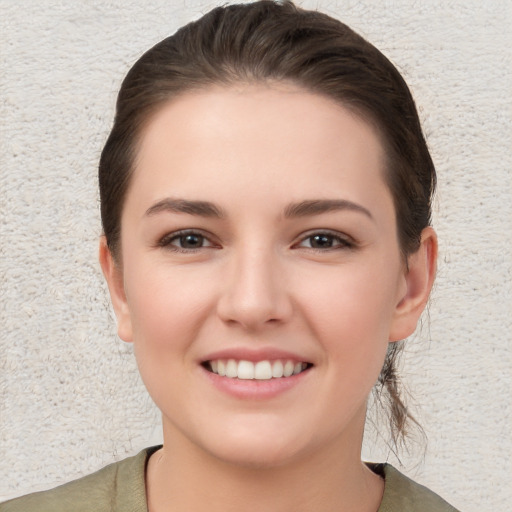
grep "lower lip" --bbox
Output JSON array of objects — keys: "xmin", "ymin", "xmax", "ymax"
[{"xmin": 201, "ymin": 366, "xmax": 311, "ymax": 400}]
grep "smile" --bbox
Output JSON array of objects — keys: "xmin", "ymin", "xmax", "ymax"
[{"xmin": 206, "ymin": 359, "xmax": 311, "ymax": 380}]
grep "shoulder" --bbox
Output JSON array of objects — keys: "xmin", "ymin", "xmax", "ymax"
[
  {"xmin": 371, "ymin": 463, "xmax": 461, "ymax": 512},
  {"xmin": 0, "ymin": 446, "xmax": 159, "ymax": 512}
]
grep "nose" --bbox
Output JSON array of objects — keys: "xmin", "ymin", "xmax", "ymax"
[{"xmin": 216, "ymin": 246, "xmax": 293, "ymax": 331}]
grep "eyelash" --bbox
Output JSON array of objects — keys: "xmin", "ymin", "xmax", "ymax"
[
  {"xmin": 157, "ymin": 229, "xmax": 217, "ymax": 253},
  {"xmin": 156, "ymin": 229, "xmax": 355, "ymax": 254},
  {"xmin": 294, "ymin": 230, "xmax": 355, "ymax": 251}
]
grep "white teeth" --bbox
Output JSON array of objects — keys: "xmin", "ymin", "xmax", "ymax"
[
  {"xmin": 283, "ymin": 360, "xmax": 294, "ymax": 377},
  {"xmin": 226, "ymin": 359, "xmax": 238, "ymax": 378},
  {"xmin": 237, "ymin": 360, "xmax": 255, "ymax": 380},
  {"xmin": 271, "ymin": 360, "xmax": 284, "ymax": 378},
  {"xmin": 207, "ymin": 359, "xmax": 309, "ymax": 380},
  {"xmin": 254, "ymin": 361, "xmax": 272, "ymax": 380}
]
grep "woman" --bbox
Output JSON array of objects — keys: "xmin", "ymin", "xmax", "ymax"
[{"xmin": 1, "ymin": 1, "xmax": 458, "ymax": 510}]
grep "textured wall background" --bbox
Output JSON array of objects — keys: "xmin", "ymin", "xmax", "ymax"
[{"xmin": 1, "ymin": 1, "xmax": 511, "ymax": 510}]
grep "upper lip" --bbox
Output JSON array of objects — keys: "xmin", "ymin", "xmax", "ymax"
[{"xmin": 201, "ymin": 347, "xmax": 313, "ymax": 364}]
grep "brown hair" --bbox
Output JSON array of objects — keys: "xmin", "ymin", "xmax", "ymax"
[{"xmin": 99, "ymin": 0, "xmax": 435, "ymax": 447}]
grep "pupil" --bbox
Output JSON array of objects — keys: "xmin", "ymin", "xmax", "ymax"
[
  {"xmin": 312, "ymin": 235, "xmax": 332, "ymax": 248},
  {"xmin": 181, "ymin": 234, "xmax": 202, "ymax": 248}
]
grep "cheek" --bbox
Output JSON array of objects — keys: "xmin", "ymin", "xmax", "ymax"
[
  {"xmin": 121, "ymin": 261, "xmax": 223, "ymax": 390},
  {"xmin": 126, "ymin": 269, "xmax": 211, "ymax": 345},
  {"xmin": 301, "ymin": 262, "xmax": 401, "ymax": 374},
  {"xmin": 304, "ymin": 261, "xmax": 400, "ymax": 332},
  {"xmin": 122, "ymin": 268, "xmax": 212, "ymax": 412}
]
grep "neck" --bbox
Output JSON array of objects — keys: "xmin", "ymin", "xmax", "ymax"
[{"xmin": 146, "ymin": 416, "xmax": 383, "ymax": 512}]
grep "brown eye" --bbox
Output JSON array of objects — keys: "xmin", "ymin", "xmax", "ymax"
[
  {"xmin": 176, "ymin": 233, "xmax": 205, "ymax": 249},
  {"xmin": 158, "ymin": 230, "xmax": 216, "ymax": 252},
  {"xmin": 310, "ymin": 234, "xmax": 335, "ymax": 248},
  {"xmin": 297, "ymin": 231, "xmax": 353, "ymax": 250}
]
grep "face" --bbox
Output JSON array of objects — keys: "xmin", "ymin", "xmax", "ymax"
[{"xmin": 101, "ymin": 83, "xmax": 433, "ymax": 468}]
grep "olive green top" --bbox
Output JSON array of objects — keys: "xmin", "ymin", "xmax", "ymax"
[{"xmin": 0, "ymin": 447, "xmax": 459, "ymax": 511}]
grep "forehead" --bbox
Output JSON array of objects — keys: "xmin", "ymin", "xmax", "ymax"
[
  {"xmin": 139, "ymin": 82, "xmax": 383, "ymax": 148},
  {"xmin": 127, "ymin": 83, "xmax": 391, "ymax": 216}
]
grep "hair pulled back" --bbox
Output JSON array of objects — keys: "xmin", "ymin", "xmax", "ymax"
[{"xmin": 99, "ymin": 0, "xmax": 436, "ymax": 447}]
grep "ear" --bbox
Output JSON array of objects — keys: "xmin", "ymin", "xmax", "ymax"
[
  {"xmin": 389, "ymin": 227, "xmax": 438, "ymax": 342},
  {"xmin": 98, "ymin": 236, "xmax": 133, "ymax": 342}
]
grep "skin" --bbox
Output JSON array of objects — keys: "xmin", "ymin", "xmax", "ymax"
[{"xmin": 100, "ymin": 83, "xmax": 437, "ymax": 512}]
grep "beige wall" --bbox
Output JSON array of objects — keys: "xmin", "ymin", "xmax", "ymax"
[{"xmin": 1, "ymin": 1, "xmax": 511, "ymax": 510}]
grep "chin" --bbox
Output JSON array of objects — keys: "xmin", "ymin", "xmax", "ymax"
[
  {"xmin": 197, "ymin": 422, "xmax": 317, "ymax": 470},
  {"xmin": 208, "ymin": 441, "xmax": 303, "ymax": 470}
]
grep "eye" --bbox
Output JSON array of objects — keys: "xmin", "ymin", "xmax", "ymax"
[
  {"xmin": 297, "ymin": 231, "xmax": 353, "ymax": 250},
  {"xmin": 174, "ymin": 233, "xmax": 207, "ymax": 249},
  {"xmin": 158, "ymin": 230, "xmax": 216, "ymax": 252}
]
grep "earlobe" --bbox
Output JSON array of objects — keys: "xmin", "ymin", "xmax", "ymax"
[
  {"xmin": 98, "ymin": 237, "xmax": 133, "ymax": 342},
  {"xmin": 389, "ymin": 227, "xmax": 438, "ymax": 342}
]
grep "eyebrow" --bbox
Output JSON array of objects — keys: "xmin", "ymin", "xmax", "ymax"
[
  {"xmin": 145, "ymin": 198, "xmax": 225, "ymax": 218},
  {"xmin": 284, "ymin": 199, "xmax": 373, "ymax": 220},
  {"xmin": 144, "ymin": 197, "xmax": 372, "ymax": 220}
]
